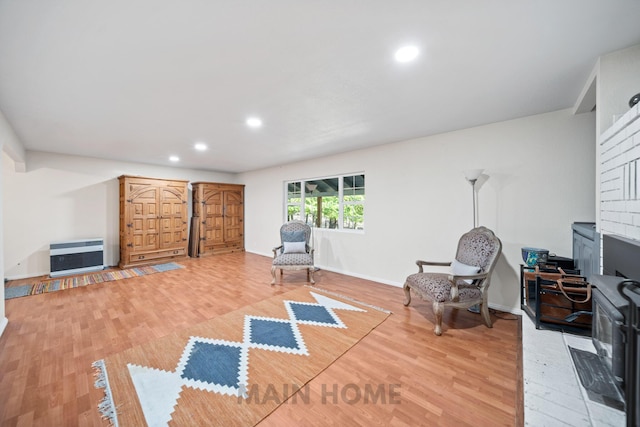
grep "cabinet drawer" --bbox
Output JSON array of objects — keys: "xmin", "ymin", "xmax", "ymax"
[{"xmin": 130, "ymin": 247, "xmax": 186, "ymax": 263}]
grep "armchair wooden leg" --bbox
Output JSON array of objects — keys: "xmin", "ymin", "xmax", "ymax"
[
  {"xmin": 309, "ymin": 267, "xmax": 315, "ymax": 284},
  {"xmin": 270, "ymin": 266, "xmax": 277, "ymax": 285},
  {"xmin": 480, "ymin": 302, "xmax": 493, "ymax": 328},
  {"xmin": 403, "ymin": 283, "xmax": 412, "ymax": 306},
  {"xmin": 432, "ymin": 301, "xmax": 444, "ymax": 336}
]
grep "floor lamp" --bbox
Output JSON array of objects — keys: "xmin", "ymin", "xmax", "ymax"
[
  {"xmin": 464, "ymin": 169, "xmax": 483, "ymax": 313},
  {"xmin": 464, "ymin": 169, "xmax": 484, "ymax": 228}
]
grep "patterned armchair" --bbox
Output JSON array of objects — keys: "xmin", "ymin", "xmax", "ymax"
[
  {"xmin": 271, "ymin": 221, "xmax": 315, "ymax": 285},
  {"xmin": 403, "ymin": 226, "xmax": 502, "ymax": 336}
]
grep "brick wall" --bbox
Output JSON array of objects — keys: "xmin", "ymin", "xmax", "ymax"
[{"xmin": 600, "ymin": 103, "xmax": 640, "ymax": 240}]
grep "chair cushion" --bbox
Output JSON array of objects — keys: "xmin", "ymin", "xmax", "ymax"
[
  {"xmin": 406, "ymin": 272, "xmax": 482, "ymax": 303},
  {"xmin": 273, "ymin": 253, "xmax": 314, "ymax": 266},
  {"xmin": 283, "ymin": 241, "xmax": 306, "ymax": 254},
  {"xmin": 451, "ymin": 259, "xmax": 480, "ymax": 284},
  {"xmin": 282, "ymin": 230, "xmax": 306, "ymax": 242}
]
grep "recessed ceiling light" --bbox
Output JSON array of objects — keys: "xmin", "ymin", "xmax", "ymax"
[
  {"xmin": 194, "ymin": 142, "xmax": 207, "ymax": 151},
  {"xmin": 394, "ymin": 45, "xmax": 419, "ymax": 63},
  {"xmin": 246, "ymin": 117, "xmax": 263, "ymax": 128},
  {"xmin": 169, "ymin": 155, "xmax": 180, "ymax": 162}
]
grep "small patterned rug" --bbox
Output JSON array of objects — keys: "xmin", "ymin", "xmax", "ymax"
[
  {"xmin": 93, "ymin": 286, "xmax": 391, "ymax": 426},
  {"xmin": 4, "ymin": 263, "xmax": 184, "ymax": 300}
]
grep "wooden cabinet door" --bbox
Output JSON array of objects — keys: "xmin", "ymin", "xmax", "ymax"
[
  {"xmin": 130, "ymin": 186, "xmax": 160, "ymax": 253},
  {"xmin": 201, "ymin": 189, "xmax": 224, "ymax": 249},
  {"xmin": 159, "ymin": 185, "xmax": 187, "ymax": 249},
  {"xmin": 223, "ymin": 190, "xmax": 244, "ymax": 245}
]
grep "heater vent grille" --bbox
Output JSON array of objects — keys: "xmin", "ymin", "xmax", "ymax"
[{"xmin": 50, "ymin": 238, "xmax": 104, "ymax": 277}]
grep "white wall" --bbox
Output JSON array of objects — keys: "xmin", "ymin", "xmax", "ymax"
[
  {"xmin": 0, "ymin": 108, "xmax": 25, "ymax": 334},
  {"xmin": 0, "ymin": 147, "xmax": 6, "ymax": 335},
  {"xmin": 0, "ymin": 109, "xmax": 25, "ymax": 167},
  {"xmin": 2, "ymin": 151, "xmax": 236, "ymax": 279},
  {"xmin": 241, "ymin": 108, "xmax": 596, "ymax": 313}
]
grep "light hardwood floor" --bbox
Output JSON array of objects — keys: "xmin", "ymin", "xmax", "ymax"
[{"xmin": 0, "ymin": 252, "xmax": 522, "ymax": 426}]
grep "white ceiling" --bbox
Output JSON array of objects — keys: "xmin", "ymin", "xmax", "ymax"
[{"xmin": 1, "ymin": 1, "xmax": 640, "ymax": 173}]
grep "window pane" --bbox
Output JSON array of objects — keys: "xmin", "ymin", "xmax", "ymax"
[
  {"xmin": 343, "ymin": 174, "xmax": 365, "ymax": 197},
  {"xmin": 305, "ymin": 178, "xmax": 339, "ymax": 228},
  {"xmin": 343, "ymin": 202, "xmax": 364, "ymax": 229},
  {"xmin": 287, "ymin": 204, "xmax": 301, "ymax": 221},
  {"xmin": 306, "ymin": 195, "xmax": 340, "ymax": 228},
  {"xmin": 288, "ymin": 182, "xmax": 301, "ymax": 203},
  {"xmin": 287, "ymin": 182, "xmax": 302, "ymax": 221},
  {"xmin": 343, "ymin": 174, "xmax": 364, "ymax": 229}
]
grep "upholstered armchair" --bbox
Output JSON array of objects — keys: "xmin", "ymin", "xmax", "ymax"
[
  {"xmin": 403, "ymin": 226, "xmax": 502, "ymax": 336},
  {"xmin": 271, "ymin": 221, "xmax": 315, "ymax": 285}
]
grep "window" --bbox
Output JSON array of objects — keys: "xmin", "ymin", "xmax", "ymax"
[{"xmin": 285, "ymin": 173, "xmax": 365, "ymax": 230}]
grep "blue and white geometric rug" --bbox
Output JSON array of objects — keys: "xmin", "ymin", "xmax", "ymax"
[{"xmin": 93, "ymin": 287, "xmax": 390, "ymax": 427}]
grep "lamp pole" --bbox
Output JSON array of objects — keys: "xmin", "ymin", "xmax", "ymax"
[
  {"xmin": 463, "ymin": 169, "xmax": 483, "ymax": 314},
  {"xmin": 470, "ymin": 178, "xmax": 478, "ymax": 228}
]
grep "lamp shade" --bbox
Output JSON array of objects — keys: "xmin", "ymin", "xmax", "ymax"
[{"xmin": 464, "ymin": 169, "xmax": 484, "ymax": 181}]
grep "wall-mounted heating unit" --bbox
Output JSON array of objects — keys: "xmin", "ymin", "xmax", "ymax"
[{"xmin": 50, "ymin": 238, "xmax": 105, "ymax": 277}]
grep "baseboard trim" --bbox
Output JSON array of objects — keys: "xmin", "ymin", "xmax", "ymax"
[
  {"xmin": 246, "ymin": 250, "xmax": 403, "ymax": 287},
  {"xmin": 5, "ymin": 270, "xmax": 48, "ymax": 281},
  {"xmin": 246, "ymin": 250, "xmax": 520, "ymax": 314},
  {"xmin": 248, "ymin": 250, "xmax": 273, "ymax": 259},
  {"xmin": 490, "ymin": 303, "xmax": 519, "ymax": 314},
  {"xmin": 5, "ymin": 265, "xmax": 118, "ymax": 282},
  {"xmin": 314, "ymin": 264, "xmax": 404, "ymax": 288}
]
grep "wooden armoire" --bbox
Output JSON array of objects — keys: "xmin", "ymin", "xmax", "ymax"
[
  {"xmin": 191, "ymin": 182, "xmax": 244, "ymax": 256},
  {"xmin": 118, "ymin": 175, "xmax": 189, "ymax": 268}
]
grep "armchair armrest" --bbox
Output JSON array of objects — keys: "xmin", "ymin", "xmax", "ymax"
[
  {"xmin": 447, "ymin": 271, "xmax": 488, "ymax": 283},
  {"xmin": 415, "ymin": 260, "xmax": 451, "ymax": 273},
  {"xmin": 272, "ymin": 245, "xmax": 283, "ymax": 259},
  {"xmin": 446, "ymin": 271, "xmax": 489, "ymax": 301}
]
